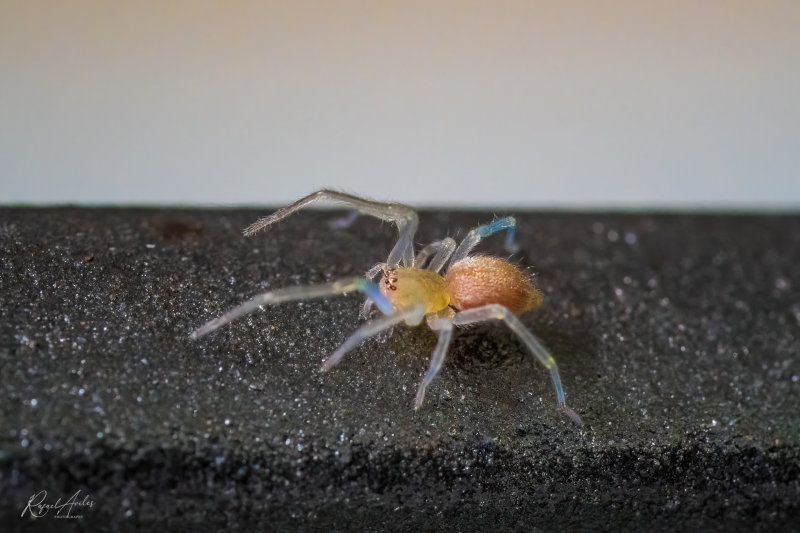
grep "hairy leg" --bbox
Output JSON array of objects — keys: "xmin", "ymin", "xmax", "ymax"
[
  {"xmin": 450, "ymin": 216, "xmax": 518, "ymax": 264},
  {"xmin": 242, "ymin": 189, "xmax": 419, "ymax": 267},
  {"xmin": 321, "ymin": 305, "xmax": 425, "ymax": 371},
  {"xmin": 359, "ymin": 298, "xmax": 376, "ymax": 320},
  {"xmin": 415, "ymin": 310, "xmax": 456, "ymax": 409},
  {"xmin": 364, "ymin": 262, "xmax": 386, "ymax": 280},
  {"xmin": 414, "ymin": 238, "xmax": 456, "ymax": 272},
  {"xmin": 190, "ymin": 277, "xmax": 392, "ymax": 339},
  {"xmin": 452, "ymin": 304, "xmax": 583, "ymax": 425}
]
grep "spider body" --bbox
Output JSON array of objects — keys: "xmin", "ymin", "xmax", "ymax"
[
  {"xmin": 380, "ymin": 256, "xmax": 541, "ymax": 317},
  {"xmin": 191, "ymin": 189, "xmax": 581, "ymax": 424},
  {"xmin": 444, "ymin": 255, "xmax": 543, "ymax": 315},
  {"xmin": 380, "ymin": 267, "xmax": 450, "ymax": 314}
]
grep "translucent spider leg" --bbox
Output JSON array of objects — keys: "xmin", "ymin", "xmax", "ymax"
[
  {"xmin": 190, "ymin": 277, "xmax": 392, "ymax": 339},
  {"xmin": 242, "ymin": 189, "xmax": 419, "ymax": 267},
  {"xmin": 321, "ymin": 305, "xmax": 425, "ymax": 371},
  {"xmin": 359, "ymin": 299, "xmax": 376, "ymax": 320},
  {"xmin": 413, "ymin": 238, "xmax": 456, "ymax": 272},
  {"xmin": 413, "ymin": 240, "xmax": 442, "ymax": 268},
  {"xmin": 452, "ymin": 304, "xmax": 583, "ymax": 425},
  {"xmin": 450, "ymin": 216, "xmax": 518, "ymax": 264},
  {"xmin": 364, "ymin": 262, "xmax": 386, "ymax": 280},
  {"xmin": 415, "ymin": 310, "xmax": 456, "ymax": 409}
]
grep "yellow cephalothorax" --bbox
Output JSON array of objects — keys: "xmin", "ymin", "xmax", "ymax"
[{"xmin": 379, "ymin": 267, "xmax": 450, "ymax": 314}]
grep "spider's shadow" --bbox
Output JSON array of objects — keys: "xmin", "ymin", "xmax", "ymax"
[{"xmin": 447, "ymin": 321, "xmax": 588, "ymax": 376}]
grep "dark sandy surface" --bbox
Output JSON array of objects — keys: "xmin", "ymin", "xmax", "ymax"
[{"xmin": 1, "ymin": 207, "xmax": 798, "ymax": 532}]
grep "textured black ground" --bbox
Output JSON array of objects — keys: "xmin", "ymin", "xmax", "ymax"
[{"xmin": 1, "ymin": 207, "xmax": 798, "ymax": 532}]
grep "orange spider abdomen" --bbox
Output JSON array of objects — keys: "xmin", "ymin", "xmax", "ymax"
[{"xmin": 445, "ymin": 256, "xmax": 542, "ymax": 315}]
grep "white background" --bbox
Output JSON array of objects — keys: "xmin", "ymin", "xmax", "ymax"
[{"xmin": 2, "ymin": 1, "xmax": 798, "ymax": 208}]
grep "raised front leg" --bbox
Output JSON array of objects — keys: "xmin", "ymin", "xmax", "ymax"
[{"xmin": 243, "ymin": 189, "xmax": 419, "ymax": 267}]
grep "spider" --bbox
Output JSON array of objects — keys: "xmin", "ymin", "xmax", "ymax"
[{"xmin": 191, "ymin": 190, "xmax": 582, "ymax": 424}]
